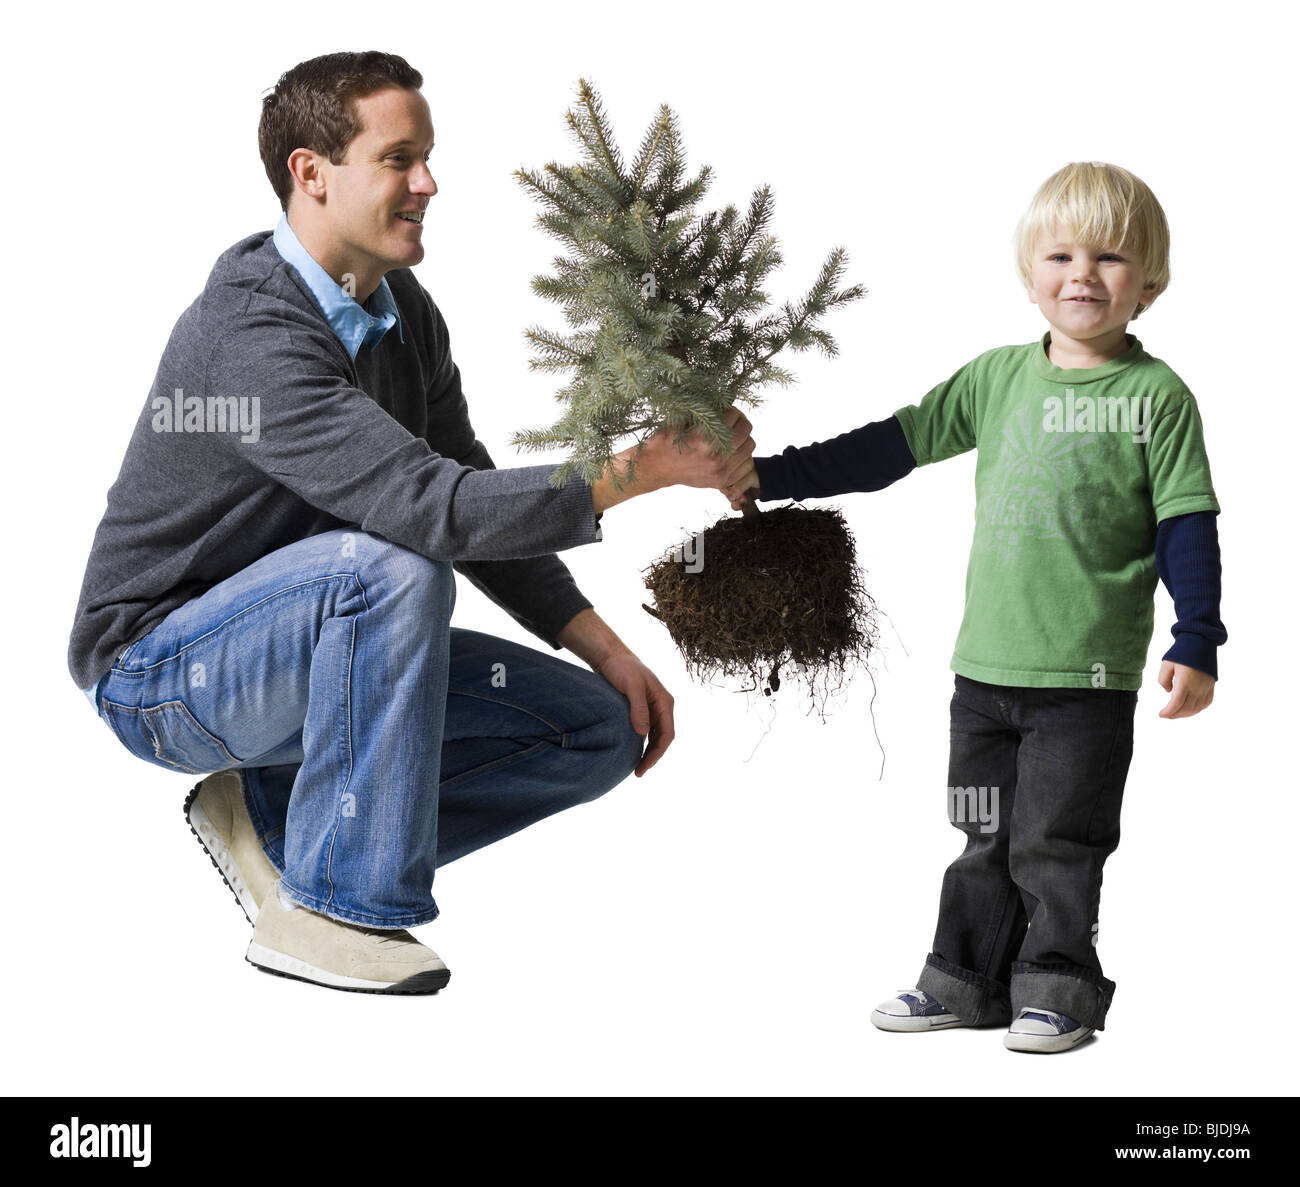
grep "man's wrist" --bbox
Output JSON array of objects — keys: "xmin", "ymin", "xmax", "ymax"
[
  {"xmin": 556, "ymin": 607, "xmax": 631, "ymax": 671},
  {"xmin": 590, "ymin": 447, "xmax": 662, "ymax": 516}
]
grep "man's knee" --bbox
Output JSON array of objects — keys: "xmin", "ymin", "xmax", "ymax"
[
  {"xmin": 615, "ymin": 717, "xmax": 645, "ymax": 776},
  {"xmin": 594, "ymin": 686, "xmax": 647, "ymax": 783},
  {"xmin": 325, "ymin": 530, "xmax": 454, "ymax": 610}
]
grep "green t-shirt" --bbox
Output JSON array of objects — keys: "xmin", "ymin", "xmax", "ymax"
[{"xmin": 893, "ymin": 332, "xmax": 1219, "ymax": 691}]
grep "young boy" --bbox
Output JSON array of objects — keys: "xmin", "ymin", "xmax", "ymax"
[{"xmin": 735, "ymin": 162, "xmax": 1225, "ymax": 1053}]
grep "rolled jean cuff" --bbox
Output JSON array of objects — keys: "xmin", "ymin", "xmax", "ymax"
[
  {"xmin": 1011, "ymin": 962, "xmax": 1116, "ymax": 1030},
  {"xmin": 276, "ymin": 877, "xmax": 441, "ymax": 930},
  {"xmin": 917, "ymin": 952, "xmax": 1013, "ymax": 1027}
]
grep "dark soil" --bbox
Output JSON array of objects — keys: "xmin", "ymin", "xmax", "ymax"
[{"xmin": 642, "ymin": 504, "xmax": 877, "ymax": 708}]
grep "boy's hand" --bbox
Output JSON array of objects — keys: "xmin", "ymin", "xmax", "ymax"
[
  {"xmin": 1156, "ymin": 660, "xmax": 1215, "ymax": 719},
  {"xmin": 725, "ymin": 462, "xmax": 760, "ymax": 509}
]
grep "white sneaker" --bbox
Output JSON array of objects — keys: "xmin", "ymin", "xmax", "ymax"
[
  {"xmin": 870, "ymin": 988, "xmax": 967, "ymax": 1032},
  {"xmin": 185, "ymin": 771, "xmax": 280, "ymax": 924},
  {"xmin": 246, "ymin": 880, "xmax": 450, "ymax": 995},
  {"xmin": 1003, "ymin": 1007, "xmax": 1095, "ymax": 1053}
]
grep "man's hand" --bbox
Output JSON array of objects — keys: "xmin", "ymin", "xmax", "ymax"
[
  {"xmin": 641, "ymin": 405, "xmax": 756, "ymax": 493},
  {"xmin": 1157, "ymin": 660, "xmax": 1216, "ymax": 719},
  {"xmin": 590, "ymin": 405, "xmax": 757, "ymax": 514},
  {"xmin": 555, "ymin": 608, "xmax": 676, "ymax": 776},
  {"xmin": 592, "ymin": 647, "xmax": 676, "ymax": 777}
]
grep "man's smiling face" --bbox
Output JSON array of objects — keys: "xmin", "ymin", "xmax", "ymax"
[
  {"xmin": 291, "ymin": 86, "xmax": 437, "ymax": 298},
  {"xmin": 1027, "ymin": 222, "xmax": 1158, "ymax": 346}
]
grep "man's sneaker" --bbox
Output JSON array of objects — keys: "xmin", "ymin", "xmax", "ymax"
[
  {"xmin": 1003, "ymin": 1007, "xmax": 1095, "ymax": 1053},
  {"xmin": 246, "ymin": 880, "xmax": 451, "ymax": 995},
  {"xmin": 184, "ymin": 771, "xmax": 280, "ymax": 924},
  {"xmin": 870, "ymin": 988, "xmax": 967, "ymax": 1032}
]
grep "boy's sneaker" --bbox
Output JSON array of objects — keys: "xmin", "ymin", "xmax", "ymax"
[
  {"xmin": 184, "ymin": 771, "xmax": 280, "ymax": 924},
  {"xmin": 246, "ymin": 880, "xmax": 451, "ymax": 995},
  {"xmin": 1003, "ymin": 1007, "xmax": 1095, "ymax": 1053},
  {"xmin": 870, "ymin": 988, "xmax": 967, "ymax": 1032}
]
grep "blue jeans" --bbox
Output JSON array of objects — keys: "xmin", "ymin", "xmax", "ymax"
[
  {"xmin": 915, "ymin": 675, "xmax": 1137, "ymax": 1031},
  {"xmin": 92, "ymin": 529, "xmax": 645, "ymax": 928}
]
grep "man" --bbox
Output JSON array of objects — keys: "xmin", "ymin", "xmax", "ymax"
[{"xmin": 68, "ymin": 51, "xmax": 757, "ymax": 995}]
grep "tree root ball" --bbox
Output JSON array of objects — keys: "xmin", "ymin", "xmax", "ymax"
[{"xmin": 642, "ymin": 505, "xmax": 878, "ymax": 704}]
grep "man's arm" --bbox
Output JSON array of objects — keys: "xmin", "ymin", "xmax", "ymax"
[
  {"xmin": 556, "ymin": 608, "xmax": 674, "ymax": 777},
  {"xmin": 210, "ymin": 316, "xmax": 602, "ymax": 564}
]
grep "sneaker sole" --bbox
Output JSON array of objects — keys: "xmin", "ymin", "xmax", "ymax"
[
  {"xmin": 246, "ymin": 941, "xmax": 451, "ymax": 995},
  {"xmin": 184, "ymin": 780, "xmax": 260, "ymax": 926},
  {"xmin": 1003, "ymin": 1027, "xmax": 1095, "ymax": 1053},
  {"xmin": 870, "ymin": 1009, "xmax": 967, "ymax": 1032}
]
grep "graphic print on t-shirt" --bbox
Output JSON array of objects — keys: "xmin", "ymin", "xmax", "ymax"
[{"xmin": 976, "ymin": 404, "xmax": 1099, "ymax": 567}]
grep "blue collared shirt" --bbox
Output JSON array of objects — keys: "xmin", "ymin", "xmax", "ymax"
[
  {"xmin": 271, "ymin": 212, "xmax": 406, "ymax": 360},
  {"xmin": 82, "ymin": 216, "xmax": 407, "ymax": 708}
]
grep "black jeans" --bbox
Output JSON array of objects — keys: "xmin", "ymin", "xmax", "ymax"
[{"xmin": 915, "ymin": 675, "xmax": 1137, "ymax": 1030}]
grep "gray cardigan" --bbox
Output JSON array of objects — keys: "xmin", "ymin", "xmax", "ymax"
[{"xmin": 68, "ymin": 230, "xmax": 602, "ymax": 689}]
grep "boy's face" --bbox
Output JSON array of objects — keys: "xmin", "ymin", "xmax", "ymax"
[{"xmin": 1027, "ymin": 223, "xmax": 1159, "ymax": 344}]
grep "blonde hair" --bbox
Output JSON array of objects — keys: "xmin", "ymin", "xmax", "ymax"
[{"xmin": 1014, "ymin": 162, "xmax": 1170, "ymax": 318}]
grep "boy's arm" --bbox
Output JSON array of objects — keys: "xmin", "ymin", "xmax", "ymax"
[
  {"xmin": 1155, "ymin": 510, "xmax": 1227, "ymax": 677},
  {"xmin": 1154, "ymin": 510, "xmax": 1226, "ymax": 719},
  {"xmin": 743, "ymin": 361, "xmax": 977, "ymax": 505},
  {"xmin": 1145, "ymin": 391, "xmax": 1223, "ymax": 717},
  {"xmin": 750, "ymin": 416, "xmax": 916, "ymax": 502}
]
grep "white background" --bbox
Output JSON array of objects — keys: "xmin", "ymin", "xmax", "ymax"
[{"xmin": 4, "ymin": 0, "xmax": 1293, "ymax": 1096}]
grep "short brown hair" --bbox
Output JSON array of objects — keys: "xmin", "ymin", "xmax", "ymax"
[{"xmin": 258, "ymin": 51, "xmax": 424, "ymax": 212}]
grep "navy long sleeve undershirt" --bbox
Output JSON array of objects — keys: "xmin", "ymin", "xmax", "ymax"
[
  {"xmin": 751, "ymin": 416, "xmax": 917, "ymax": 500},
  {"xmin": 751, "ymin": 415, "xmax": 1225, "ymax": 679},
  {"xmin": 1154, "ymin": 510, "xmax": 1227, "ymax": 678}
]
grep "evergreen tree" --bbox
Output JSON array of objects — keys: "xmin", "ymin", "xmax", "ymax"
[{"xmin": 512, "ymin": 79, "xmax": 865, "ymax": 501}]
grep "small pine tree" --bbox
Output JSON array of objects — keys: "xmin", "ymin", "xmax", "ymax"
[
  {"xmin": 512, "ymin": 79, "xmax": 865, "ymax": 503},
  {"xmin": 513, "ymin": 79, "xmax": 877, "ymax": 707}
]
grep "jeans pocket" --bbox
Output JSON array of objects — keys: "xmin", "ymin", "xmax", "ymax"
[{"xmin": 137, "ymin": 700, "xmax": 240, "ymax": 775}]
